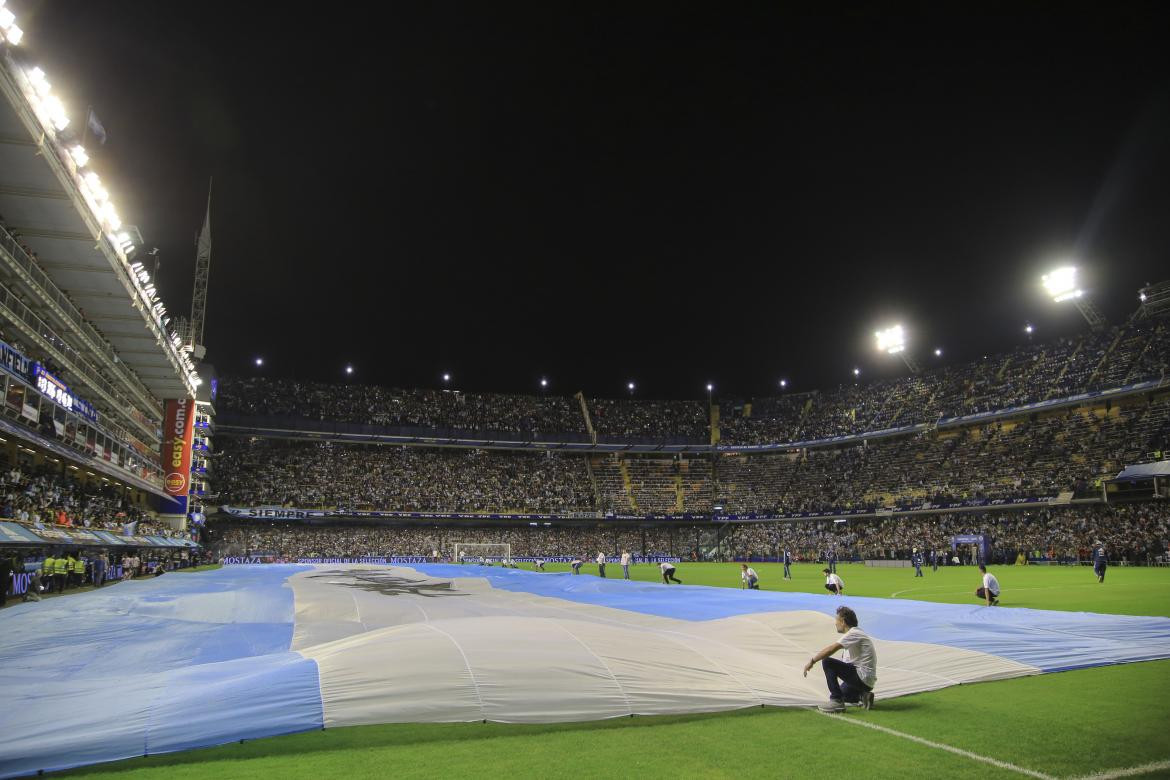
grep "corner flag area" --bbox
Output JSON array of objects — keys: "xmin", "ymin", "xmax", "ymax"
[{"xmin": 2, "ymin": 563, "xmax": 1169, "ymax": 778}]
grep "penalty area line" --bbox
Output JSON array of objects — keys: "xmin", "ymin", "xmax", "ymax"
[{"xmin": 814, "ymin": 710, "xmax": 1055, "ymax": 779}]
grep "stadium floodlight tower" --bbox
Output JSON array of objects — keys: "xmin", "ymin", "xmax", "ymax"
[
  {"xmin": 1042, "ymin": 265, "xmax": 1105, "ymax": 330},
  {"xmin": 875, "ymin": 324, "xmax": 919, "ymax": 373}
]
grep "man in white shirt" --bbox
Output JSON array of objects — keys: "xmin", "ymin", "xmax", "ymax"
[
  {"xmin": 534, "ymin": 559, "xmax": 546, "ymax": 571},
  {"xmin": 803, "ymin": 605, "xmax": 877, "ymax": 712},
  {"xmin": 976, "ymin": 564, "xmax": 1000, "ymax": 606},
  {"xmin": 823, "ymin": 568, "xmax": 844, "ymax": 595},
  {"xmin": 741, "ymin": 563, "xmax": 760, "ymax": 590},
  {"xmin": 596, "ymin": 551, "xmax": 607, "ymax": 578},
  {"xmin": 620, "ymin": 550, "xmax": 632, "ymax": 579},
  {"xmin": 660, "ymin": 561, "xmax": 681, "ymax": 584}
]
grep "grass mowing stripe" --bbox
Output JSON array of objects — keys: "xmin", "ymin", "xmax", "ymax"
[
  {"xmin": 815, "ymin": 710, "xmax": 1057, "ymax": 779},
  {"xmin": 1071, "ymin": 760, "xmax": 1170, "ymax": 779}
]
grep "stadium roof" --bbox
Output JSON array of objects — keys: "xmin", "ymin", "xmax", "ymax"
[{"xmin": 0, "ymin": 44, "xmax": 195, "ymax": 410}]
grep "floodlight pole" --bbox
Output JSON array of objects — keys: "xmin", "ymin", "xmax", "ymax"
[
  {"xmin": 1073, "ymin": 297, "xmax": 1107, "ymax": 331},
  {"xmin": 898, "ymin": 353, "xmax": 921, "ymax": 374}
]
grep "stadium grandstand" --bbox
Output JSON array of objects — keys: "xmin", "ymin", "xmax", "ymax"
[
  {"xmin": 0, "ymin": 7, "xmax": 206, "ymax": 611},
  {"xmin": 3, "ymin": 5, "xmax": 1170, "ymax": 780}
]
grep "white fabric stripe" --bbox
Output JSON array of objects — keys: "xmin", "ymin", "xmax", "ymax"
[
  {"xmin": 1071, "ymin": 759, "xmax": 1170, "ymax": 779},
  {"xmin": 815, "ymin": 710, "xmax": 1056, "ymax": 779},
  {"xmin": 421, "ymin": 622, "xmax": 487, "ymax": 720},
  {"xmin": 550, "ymin": 622, "xmax": 635, "ymax": 716},
  {"xmin": 655, "ymin": 630, "xmax": 767, "ymax": 708}
]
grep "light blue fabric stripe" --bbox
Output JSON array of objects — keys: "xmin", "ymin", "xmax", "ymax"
[
  {"xmin": 0, "ymin": 566, "xmax": 323, "ymax": 779},
  {"xmin": 412, "ymin": 564, "xmax": 1170, "ymax": 672}
]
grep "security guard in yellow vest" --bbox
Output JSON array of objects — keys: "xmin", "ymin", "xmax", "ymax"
[
  {"xmin": 41, "ymin": 554, "xmax": 55, "ymax": 592},
  {"xmin": 71, "ymin": 555, "xmax": 86, "ymax": 588},
  {"xmin": 53, "ymin": 555, "xmax": 70, "ymax": 592}
]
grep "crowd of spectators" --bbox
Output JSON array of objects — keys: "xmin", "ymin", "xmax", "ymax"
[
  {"xmin": 217, "ymin": 394, "xmax": 1168, "ymax": 517},
  {"xmin": 717, "ymin": 396, "xmax": 1170, "ymax": 514},
  {"xmin": 219, "ymin": 377, "xmax": 587, "ymax": 438},
  {"xmin": 211, "ymin": 521, "xmax": 712, "ymax": 560},
  {"xmin": 720, "ymin": 321, "xmax": 1170, "ymax": 445},
  {"xmin": 208, "ymin": 502, "xmax": 1170, "ymax": 566},
  {"xmin": 216, "ymin": 438, "xmax": 596, "ymax": 514},
  {"xmin": 218, "ymin": 320, "xmax": 1168, "ymax": 446},
  {"xmin": 0, "ymin": 462, "xmax": 170, "ymax": 535},
  {"xmin": 588, "ymin": 398, "xmax": 708, "ymax": 442}
]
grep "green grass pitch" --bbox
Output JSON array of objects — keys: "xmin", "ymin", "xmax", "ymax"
[{"xmin": 53, "ymin": 562, "xmax": 1170, "ymax": 779}]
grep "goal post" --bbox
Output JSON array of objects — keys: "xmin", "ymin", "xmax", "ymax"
[{"xmin": 452, "ymin": 542, "xmax": 512, "ymax": 564}]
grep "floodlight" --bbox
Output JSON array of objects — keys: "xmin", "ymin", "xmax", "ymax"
[
  {"xmin": 1024, "ymin": 323, "xmax": 1033, "ymax": 334},
  {"xmin": 69, "ymin": 145, "xmax": 89, "ymax": 167},
  {"xmin": 255, "ymin": 358, "xmax": 263, "ymax": 366},
  {"xmin": 540, "ymin": 378, "xmax": 548, "ymax": 387},
  {"xmin": 1042, "ymin": 266, "xmax": 1080, "ymax": 303},
  {"xmin": 6, "ymin": 25, "xmax": 22, "ymax": 44},
  {"xmin": 934, "ymin": 348, "xmax": 942, "ymax": 357},
  {"xmin": 0, "ymin": 8, "xmax": 14, "ymax": 30},
  {"xmin": 42, "ymin": 95, "xmax": 69, "ymax": 131},
  {"xmin": 27, "ymin": 66, "xmax": 49, "ymax": 96},
  {"xmin": 706, "ymin": 383, "xmax": 713, "ymax": 392},
  {"xmin": 627, "ymin": 381, "xmax": 635, "ymax": 391},
  {"xmin": 442, "ymin": 373, "xmax": 450, "ymax": 382},
  {"xmin": 101, "ymin": 204, "xmax": 121, "ymax": 230},
  {"xmin": 874, "ymin": 325, "xmax": 906, "ymax": 355},
  {"xmin": 345, "ymin": 365, "xmax": 354, "ymax": 375},
  {"xmin": 853, "ymin": 368, "xmax": 860, "ymax": 377},
  {"xmin": 779, "ymin": 379, "xmax": 787, "ymax": 388}
]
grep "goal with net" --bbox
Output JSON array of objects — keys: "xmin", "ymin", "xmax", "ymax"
[{"xmin": 451, "ymin": 542, "xmax": 512, "ymax": 565}]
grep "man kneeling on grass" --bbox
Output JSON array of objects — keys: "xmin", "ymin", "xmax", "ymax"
[
  {"xmin": 803, "ymin": 605, "xmax": 876, "ymax": 712},
  {"xmin": 976, "ymin": 564, "xmax": 1000, "ymax": 606}
]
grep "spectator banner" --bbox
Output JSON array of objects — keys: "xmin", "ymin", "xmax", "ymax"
[
  {"xmin": 0, "ymin": 522, "xmax": 197, "ymax": 548},
  {"xmin": 219, "ymin": 555, "xmax": 683, "ymax": 566},
  {"xmin": 163, "ymin": 398, "xmax": 195, "ymax": 498},
  {"xmin": 32, "ymin": 363, "xmax": 99, "ymax": 423},
  {"xmin": 0, "ymin": 337, "xmax": 31, "ymax": 380},
  {"xmin": 0, "ymin": 521, "xmax": 44, "ymax": 543},
  {"xmin": 221, "ymin": 506, "xmax": 598, "ymax": 522}
]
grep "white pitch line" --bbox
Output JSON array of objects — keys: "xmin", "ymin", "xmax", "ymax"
[
  {"xmin": 814, "ymin": 710, "xmax": 1056, "ymax": 779},
  {"xmin": 1070, "ymin": 759, "xmax": 1170, "ymax": 779}
]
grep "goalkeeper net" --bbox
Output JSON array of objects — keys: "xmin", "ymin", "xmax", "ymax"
[{"xmin": 452, "ymin": 542, "xmax": 512, "ymax": 565}]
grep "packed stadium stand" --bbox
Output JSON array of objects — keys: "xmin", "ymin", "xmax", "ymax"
[
  {"xmin": 206, "ymin": 305, "xmax": 1170, "ymax": 574},
  {"xmin": 217, "ymin": 439, "xmax": 595, "ymax": 514}
]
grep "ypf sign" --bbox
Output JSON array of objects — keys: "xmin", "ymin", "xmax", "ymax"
[{"xmin": 162, "ymin": 398, "xmax": 195, "ymax": 498}]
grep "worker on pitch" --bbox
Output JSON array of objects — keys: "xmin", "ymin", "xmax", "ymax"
[{"xmin": 740, "ymin": 564, "xmax": 760, "ymax": 589}]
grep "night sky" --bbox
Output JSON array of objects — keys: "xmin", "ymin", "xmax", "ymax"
[{"xmin": 18, "ymin": 1, "xmax": 1170, "ymax": 399}]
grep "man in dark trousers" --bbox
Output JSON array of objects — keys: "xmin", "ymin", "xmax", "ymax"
[
  {"xmin": 783, "ymin": 547, "xmax": 793, "ymax": 580},
  {"xmin": 92, "ymin": 551, "xmax": 107, "ymax": 588},
  {"xmin": 803, "ymin": 605, "xmax": 877, "ymax": 712},
  {"xmin": 827, "ymin": 548, "xmax": 837, "ymax": 574},
  {"xmin": 912, "ymin": 548, "xmax": 924, "ymax": 577},
  {"xmin": 1092, "ymin": 542, "xmax": 1107, "ymax": 583}
]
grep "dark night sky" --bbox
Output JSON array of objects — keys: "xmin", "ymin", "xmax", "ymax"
[{"xmin": 17, "ymin": 1, "xmax": 1170, "ymax": 399}]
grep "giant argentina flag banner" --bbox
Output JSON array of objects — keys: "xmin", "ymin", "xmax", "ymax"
[{"xmin": 2, "ymin": 564, "xmax": 1170, "ymax": 777}]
